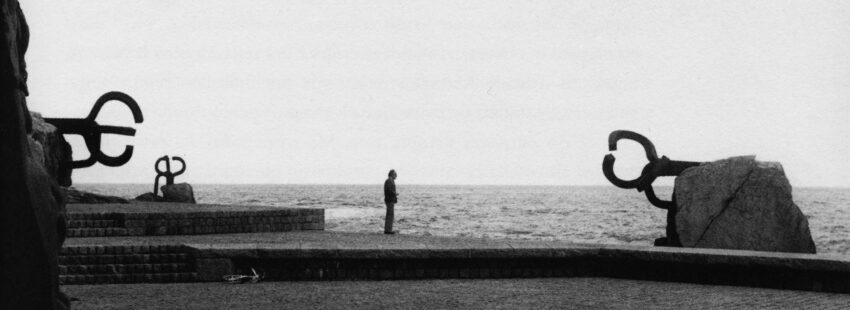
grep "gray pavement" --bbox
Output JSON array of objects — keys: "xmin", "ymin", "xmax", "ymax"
[
  {"xmin": 67, "ymin": 202, "xmax": 300, "ymax": 214},
  {"xmin": 64, "ymin": 230, "xmax": 554, "ymax": 247},
  {"xmin": 64, "ymin": 277, "xmax": 850, "ymax": 310}
]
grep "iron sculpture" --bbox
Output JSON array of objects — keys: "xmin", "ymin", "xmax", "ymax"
[
  {"xmin": 44, "ymin": 91, "xmax": 143, "ymax": 169},
  {"xmin": 154, "ymin": 155, "xmax": 185, "ymax": 196},
  {"xmin": 602, "ymin": 130, "xmax": 702, "ymax": 209},
  {"xmin": 602, "ymin": 130, "xmax": 707, "ymax": 246}
]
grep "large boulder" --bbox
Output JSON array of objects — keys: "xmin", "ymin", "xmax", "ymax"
[
  {"xmin": 674, "ymin": 156, "xmax": 816, "ymax": 253},
  {"xmin": 161, "ymin": 183, "xmax": 196, "ymax": 203},
  {"xmin": 0, "ymin": 1, "xmax": 70, "ymax": 308}
]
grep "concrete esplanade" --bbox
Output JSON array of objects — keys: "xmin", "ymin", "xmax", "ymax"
[{"xmin": 63, "ymin": 203, "xmax": 850, "ymax": 294}]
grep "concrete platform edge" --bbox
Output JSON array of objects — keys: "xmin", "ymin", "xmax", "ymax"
[{"xmin": 186, "ymin": 242, "xmax": 850, "ymax": 293}]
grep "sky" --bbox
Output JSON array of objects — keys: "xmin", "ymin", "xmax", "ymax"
[{"xmin": 21, "ymin": 1, "xmax": 850, "ymax": 187}]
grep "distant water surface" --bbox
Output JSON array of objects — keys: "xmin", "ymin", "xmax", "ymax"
[{"xmin": 76, "ymin": 184, "xmax": 850, "ymax": 255}]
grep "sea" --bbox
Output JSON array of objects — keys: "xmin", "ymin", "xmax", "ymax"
[{"xmin": 75, "ymin": 184, "xmax": 850, "ymax": 256}]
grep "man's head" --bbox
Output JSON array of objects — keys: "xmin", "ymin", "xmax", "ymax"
[{"xmin": 388, "ymin": 169, "xmax": 397, "ymax": 179}]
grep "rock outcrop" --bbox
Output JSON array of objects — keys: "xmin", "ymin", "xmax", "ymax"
[
  {"xmin": 674, "ymin": 156, "xmax": 816, "ymax": 254},
  {"xmin": 64, "ymin": 187, "xmax": 129, "ymax": 204},
  {"xmin": 161, "ymin": 183, "xmax": 196, "ymax": 203},
  {"xmin": 134, "ymin": 192, "xmax": 161, "ymax": 202},
  {"xmin": 134, "ymin": 183, "xmax": 196, "ymax": 203},
  {"xmin": 0, "ymin": 1, "xmax": 70, "ymax": 308},
  {"xmin": 29, "ymin": 112, "xmax": 72, "ymax": 186}
]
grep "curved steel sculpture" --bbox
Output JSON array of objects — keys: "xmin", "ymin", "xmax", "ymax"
[
  {"xmin": 154, "ymin": 155, "xmax": 185, "ymax": 196},
  {"xmin": 602, "ymin": 130, "xmax": 702, "ymax": 210},
  {"xmin": 44, "ymin": 91, "xmax": 144, "ymax": 169}
]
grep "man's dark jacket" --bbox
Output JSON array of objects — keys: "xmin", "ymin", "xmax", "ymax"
[{"xmin": 384, "ymin": 178, "xmax": 397, "ymax": 203}]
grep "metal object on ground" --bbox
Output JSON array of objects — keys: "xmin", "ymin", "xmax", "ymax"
[
  {"xmin": 223, "ymin": 268, "xmax": 263, "ymax": 284},
  {"xmin": 44, "ymin": 91, "xmax": 144, "ymax": 169},
  {"xmin": 154, "ymin": 155, "xmax": 185, "ymax": 196},
  {"xmin": 602, "ymin": 130, "xmax": 702, "ymax": 210}
]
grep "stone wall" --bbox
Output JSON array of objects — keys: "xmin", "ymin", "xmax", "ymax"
[
  {"xmin": 188, "ymin": 243, "xmax": 850, "ymax": 293},
  {"xmin": 67, "ymin": 208, "xmax": 324, "ymax": 237}
]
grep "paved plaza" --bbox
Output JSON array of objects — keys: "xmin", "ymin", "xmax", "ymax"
[{"xmin": 65, "ymin": 277, "xmax": 850, "ymax": 310}]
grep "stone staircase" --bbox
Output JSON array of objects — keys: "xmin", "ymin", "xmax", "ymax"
[
  {"xmin": 60, "ymin": 205, "xmax": 326, "ymax": 284},
  {"xmin": 59, "ymin": 245, "xmax": 197, "ymax": 284},
  {"xmin": 67, "ymin": 213, "xmax": 129, "ymax": 238}
]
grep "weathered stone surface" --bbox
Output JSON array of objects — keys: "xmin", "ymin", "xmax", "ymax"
[
  {"xmin": 161, "ymin": 183, "xmax": 196, "ymax": 203},
  {"xmin": 29, "ymin": 112, "xmax": 72, "ymax": 186},
  {"xmin": 0, "ymin": 2, "xmax": 69, "ymax": 308},
  {"xmin": 674, "ymin": 156, "xmax": 816, "ymax": 254},
  {"xmin": 134, "ymin": 192, "xmax": 161, "ymax": 202},
  {"xmin": 64, "ymin": 187, "xmax": 129, "ymax": 204}
]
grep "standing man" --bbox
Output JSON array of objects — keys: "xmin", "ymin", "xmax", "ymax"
[{"xmin": 384, "ymin": 169, "xmax": 398, "ymax": 234}]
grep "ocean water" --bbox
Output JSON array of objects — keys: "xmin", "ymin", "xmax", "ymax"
[{"xmin": 76, "ymin": 184, "xmax": 850, "ymax": 256}]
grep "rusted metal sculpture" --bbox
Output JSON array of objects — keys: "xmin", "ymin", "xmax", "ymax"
[
  {"xmin": 602, "ymin": 130, "xmax": 704, "ymax": 246},
  {"xmin": 602, "ymin": 130, "xmax": 702, "ymax": 209},
  {"xmin": 44, "ymin": 91, "xmax": 144, "ymax": 169},
  {"xmin": 154, "ymin": 155, "xmax": 185, "ymax": 196}
]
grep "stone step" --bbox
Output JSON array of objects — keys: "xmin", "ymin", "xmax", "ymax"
[
  {"xmin": 68, "ymin": 219, "xmax": 121, "ymax": 229},
  {"xmin": 59, "ymin": 272, "xmax": 198, "ymax": 285},
  {"xmin": 59, "ymin": 253, "xmax": 192, "ymax": 265},
  {"xmin": 67, "ymin": 227, "xmax": 129, "ymax": 238},
  {"xmin": 61, "ymin": 245, "xmax": 187, "ymax": 255},
  {"xmin": 67, "ymin": 213, "xmax": 122, "ymax": 221},
  {"xmin": 65, "ymin": 206, "xmax": 324, "ymax": 237},
  {"xmin": 60, "ymin": 263, "xmax": 194, "ymax": 275}
]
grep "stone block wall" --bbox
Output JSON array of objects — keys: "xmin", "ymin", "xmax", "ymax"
[
  {"xmin": 67, "ymin": 208, "xmax": 324, "ymax": 237},
  {"xmin": 59, "ymin": 245, "xmax": 197, "ymax": 284}
]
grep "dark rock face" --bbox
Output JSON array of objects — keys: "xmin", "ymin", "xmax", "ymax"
[
  {"xmin": 674, "ymin": 156, "xmax": 816, "ymax": 254},
  {"xmin": 134, "ymin": 183, "xmax": 197, "ymax": 203},
  {"xmin": 161, "ymin": 183, "xmax": 196, "ymax": 203},
  {"xmin": 64, "ymin": 187, "xmax": 129, "ymax": 204},
  {"xmin": 0, "ymin": 1, "xmax": 69, "ymax": 308},
  {"xmin": 134, "ymin": 192, "xmax": 161, "ymax": 202},
  {"xmin": 29, "ymin": 112, "xmax": 72, "ymax": 186}
]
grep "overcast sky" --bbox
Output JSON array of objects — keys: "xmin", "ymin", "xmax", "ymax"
[{"xmin": 22, "ymin": 1, "xmax": 850, "ymax": 186}]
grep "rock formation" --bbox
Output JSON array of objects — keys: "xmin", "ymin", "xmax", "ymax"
[
  {"xmin": 29, "ymin": 112, "xmax": 72, "ymax": 186},
  {"xmin": 0, "ymin": 1, "xmax": 70, "ymax": 308},
  {"xmin": 674, "ymin": 156, "xmax": 816, "ymax": 254},
  {"xmin": 161, "ymin": 183, "xmax": 196, "ymax": 203},
  {"xmin": 134, "ymin": 192, "xmax": 161, "ymax": 202},
  {"xmin": 63, "ymin": 187, "xmax": 129, "ymax": 204},
  {"xmin": 133, "ymin": 183, "xmax": 197, "ymax": 203}
]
